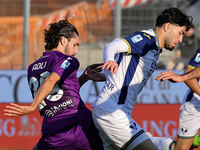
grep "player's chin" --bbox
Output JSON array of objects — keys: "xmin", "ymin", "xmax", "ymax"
[
  {"xmin": 165, "ymin": 46, "xmax": 175, "ymax": 51},
  {"xmin": 168, "ymin": 47, "xmax": 174, "ymax": 51}
]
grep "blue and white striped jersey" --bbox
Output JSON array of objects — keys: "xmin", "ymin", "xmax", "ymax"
[
  {"xmin": 92, "ymin": 29, "xmax": 162, "ymax": 115},
  {"xmin": 182, "ymin": 48, "xmax": 200, "ymax": 105}
]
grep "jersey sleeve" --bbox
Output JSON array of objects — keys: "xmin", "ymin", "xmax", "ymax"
[
  {"xmin": 188, "ymin": 48, "xmax": 200, "ymax": 69},
  {"xmin": 51, "ymin": 56, "xmax": 75, "ymax": 77},
  {"xmin": 123, "ymin": 31, "xmax": 158, "ymax": 56},
  {"xmin": 103, "ymin": 38, "xmax": 129, "ymax": 62}
]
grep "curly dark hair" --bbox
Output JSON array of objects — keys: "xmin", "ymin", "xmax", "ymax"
[
  {"xmin": 44, "ymin": 12, "xmax": 79, "ymax": 51},
  {"xmin": 156, "ymin": 7, "xmax": 193, "ymax": 31}
]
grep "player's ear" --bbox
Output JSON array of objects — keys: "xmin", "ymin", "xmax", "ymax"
[
  {"xmin": 163, "ymin": 23, "xmax": 170, "ymax": 32},
  {"xmin": 60, "ymin": 36, "xmax": 67, "ymax": 46}
]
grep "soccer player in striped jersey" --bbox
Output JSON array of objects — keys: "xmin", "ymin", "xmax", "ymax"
[
  {"xmin": 156, "ymin": 47, "xmax": 200, "ymax": 150},
  {"xmin": 92, "ymin": 7, "xmax": 193, "ymax": 150}
]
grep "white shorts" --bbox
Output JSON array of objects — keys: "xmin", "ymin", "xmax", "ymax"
[
  {"xmin": 178, "ymin": 102, "xmax": 200, "ymax": 138},
  {"xmin": 92, "ymin": 107, "xmax": 149, "ymax": 150}
]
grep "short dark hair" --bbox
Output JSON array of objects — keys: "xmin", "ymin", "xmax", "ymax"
[
  {"xmin": 156, "ymin": 7, "xmax": 193, "ymax": 31},
  {"xmin": 44, "ymin": 12, "xmax": 79, "ymax": 50}
]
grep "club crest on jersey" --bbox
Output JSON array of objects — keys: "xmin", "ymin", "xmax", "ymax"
[
  {"xmin": 131, "ymin": 34, "xmax": 143, "ymax": 43},
  {"xmin": 181, "ymin": 127, "xmax": 188, "ymax": 134},
  {"xmin": 130, "ymin": 121, "xmax": 137, "ymax": 130},
  {"xmin": 61, "ymin": 60, "xmax": 71, "ymax": 69},
  {"xmin": 194, "ymin": 53, "xmax": 200, "ymax": 62}
]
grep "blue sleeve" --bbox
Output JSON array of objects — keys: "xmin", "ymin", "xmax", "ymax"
[
  {"xmin": 123, "ymin": 31, "xmax": 158, "ymax": 56},
  {"xmin": 188, "ymin": 48, "xmax": 200, "ymax": 68}
]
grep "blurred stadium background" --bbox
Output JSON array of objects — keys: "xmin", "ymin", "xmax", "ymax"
[
  {"xmin": 0, "ymin": 0, "xmax": 200, "ymax": 149},
  {"xmin": 0, "ymin": 0, "xmax": 199, "ymax": 70}
]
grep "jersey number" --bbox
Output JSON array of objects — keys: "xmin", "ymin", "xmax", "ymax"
[{"xmin": 29, "ymin": 71, "xmax": 64, "ymax": 111}]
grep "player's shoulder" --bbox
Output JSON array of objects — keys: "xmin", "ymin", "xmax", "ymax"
[
  {"xmin": 133, "ymin": 29, "xmax": 155, "ymax": 41},
  {"xmin": 125, "ymin": 29, "xmax": 156, "ymax": 43},
  {"xmin": 124, "ymin": 29, "xmax": 158, "ymax": 52}
]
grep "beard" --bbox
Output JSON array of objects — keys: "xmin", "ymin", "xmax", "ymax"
[
  {"xmin": 165, "ymin": 46, "xmax": 174, "ymax": 51},
  {"xmin": 64, "ymin": 43, "xmax": 71, "ymax": 56},
  {"xmin": 164, "ymin": 40, "xmax": 175, "ymax": 51}
]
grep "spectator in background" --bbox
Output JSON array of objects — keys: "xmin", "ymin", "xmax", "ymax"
[
  {"xmin": 166, "ymin": 24, "xmax": 196, "ymax": 70},
  {"xmin": 4, "ymin": 13, "xmax": 104, "ymax": 150}
]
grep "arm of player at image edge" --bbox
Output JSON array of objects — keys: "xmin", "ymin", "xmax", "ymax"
[
  {"xmin": 102, "ymin": 38, "xmax": 129, "ymax": 74},
  {"xmin": 79, "ymin": 63, "xmax": 106, "ymax": 87},
  {"xmin": 181, "ymin": 66, "xmax": 200, "ymax": 96},
  {"xmin": 4, "ymin": 72, "xmax": 60, "ymax": 117},
  {"xmin": 155, "ymin": 65, "xmax": 200, "ymax": 83}
]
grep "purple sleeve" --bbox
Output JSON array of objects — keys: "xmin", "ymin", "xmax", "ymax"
[{"xmin": 51, "ymin": 57, "xmax": 73, "ymax": 77}]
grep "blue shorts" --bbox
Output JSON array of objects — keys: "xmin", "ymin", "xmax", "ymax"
[{"xmin": 37, "ymin": 118, "xmax": 103, "ymax": 150}]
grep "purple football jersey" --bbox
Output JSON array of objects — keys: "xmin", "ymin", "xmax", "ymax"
[
  {"xmin": 27, "ymin": 51, "xmax": 92, "ymax": 136},
  {"xmin": 37, "ymin": 118, "xmax": 103, "ymax": 150}
]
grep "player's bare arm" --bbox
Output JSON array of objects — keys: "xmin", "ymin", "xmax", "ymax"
[
  {"xmin": 155, "ymin": 65, "xmax": 200, "ymax": 84},
  {"xmin": 4, "ymin": 72, "xmax": 60, "ymax": 117},
  {"xmin": 79, "ymin": 63, "xmax": 106, "ymax": 87},
  {"xmin": 183, "ymin": 65, "xmax": 200, "ymax": 80},
  {"xmin": 185, "ymin": 78, "xmax": 200, "ymax": 96},
  {"xmin": 155, "ymin": 70, "xmax": 184, "ymax": 83},
  {"xmin": 184, "ymin": 67, "xmax": 200, "ymax": 96},
  {"xmin": 172, "ymin": 65, "xmax": 200, "ymax": 83},
  {"xmin": 85, "ymin": 63, "xmax": 106, "ymax": 81}
]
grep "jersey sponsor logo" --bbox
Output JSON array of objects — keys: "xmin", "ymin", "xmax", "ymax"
[
  {"xmin": 61, "ymin": 59, "xmax": 71, "ymax": 69},
  {"xmin": 131, "ymin": 34, "xmax": 143, "ymax": 43},
  {"xmin": 32, "ymin": 61, "xmax": 47, "ymax": 71},
  {"xmin": 104, "ymin": 80, "xmax": 114, "ymax": 91},
  {"xmin": 44, "ymin": 99, "xmax": 74, "ymax": 117},
  {"xmin": 194, "ymin": 53, "xmax": 200, "ymax": 62}
]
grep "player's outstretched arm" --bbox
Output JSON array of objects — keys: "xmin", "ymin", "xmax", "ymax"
[
  {"xmin": 184, "ymin": 67, "xmax": 200, "ymax": 96},
  {"xmin": 183, "ymin": 65, "xmax": 200, "ymax": 80},
  {"xmin": 155, "ymin": 70, "xmax": 184, "ymax": 83},
  {"xmin": 85, "ymin": 63, "xmax": 106, "ymax": 81},
  {"xmin": 4, "ymin": 103, "xmax": 34, "ymax": 117},
  {"xmin": 4, "ymin": 72, "xmax": 60, "ymax": 117},
  {"xmin": 79, "ymin": 63, "xmax": 106, "ymax": 87}
]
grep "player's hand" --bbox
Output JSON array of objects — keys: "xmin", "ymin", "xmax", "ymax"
[
  {"xmin": 155, "ymin": 71, "xmax": 183, "ymax": 83},
  {"xmin": 85, "ymin": 63, "xmax": 106, "ymax": 81},
  {"xmin": 4, "ymin": 103, "xmax": 35, "ymax": 117},
  {"xmin": 85, "ymin": 63, "xmax": 103, "ymax": 73},
  {"xmin": 102, "ymin": 60, "xmax": 118, "ymax": 74}
]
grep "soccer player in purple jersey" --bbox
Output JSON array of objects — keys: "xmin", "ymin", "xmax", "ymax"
[{"xmin": 4, "ymin": 13, "xmax": 104, "ymax": 150}]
